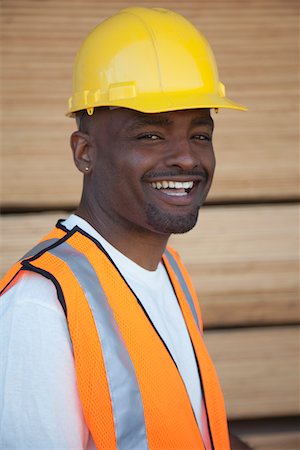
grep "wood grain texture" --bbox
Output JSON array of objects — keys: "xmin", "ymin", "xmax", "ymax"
[
  {"xmin": 230, "ymin": 417, "xmax": 300, "ymax": 450},
  {"xmin": 1, "ymin": 0, "xmax": 299, "ymax": 207},
  {"xmin": 171, "ymin": 203, "xmax": 299, "ymax": 327},
  {"xmin": 239, "ymin": 430, "xmax": 300, "ymax": 450},
  {"xmin": 1, "ymin": 204, "xmax": 299, "ymax": 327},
  {"xmin": 205, "ymin": 326, "xmax": 300, "ymax": 419}
]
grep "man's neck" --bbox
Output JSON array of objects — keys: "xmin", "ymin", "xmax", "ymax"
[{"xmin": 74, "ymin": 207, "xmax": 170, "ymax": 271}]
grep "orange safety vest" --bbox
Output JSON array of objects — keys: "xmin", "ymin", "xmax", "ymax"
[{"xmin": 1, "ymin": 221, "xmax": 230, "ymax": 450}]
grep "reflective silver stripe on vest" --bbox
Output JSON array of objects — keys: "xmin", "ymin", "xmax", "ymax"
[
  {"xmin": 164, "ymin": 248, "xmax": 200, "ymax": 331},
  {"xmin": 20, "ymin": 238, "xmax": 60, "ymax": 261},
  {"xmin": 164, "ymin": 249, "xmax": 212, "ymax": 448},
  {"xmin": 49, "ymin": 243, "xmax": 148, "ymax": 450}
]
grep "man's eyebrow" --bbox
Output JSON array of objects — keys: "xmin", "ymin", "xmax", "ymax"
[
  {"xmin": 191, "ymin": 116, "xmax": 214, "ymax": 128},
  {"xmin": 126, "ymin": 114, "xmax": 214, "ymax": 131},
  {"xmin": 126, "ymin": 115, "xmax": 173, "ymax": 131}
]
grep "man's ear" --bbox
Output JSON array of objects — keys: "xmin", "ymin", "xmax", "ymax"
[{"xmin": 70, "ymin": 131, "xmax": 93, "ymax": 174}]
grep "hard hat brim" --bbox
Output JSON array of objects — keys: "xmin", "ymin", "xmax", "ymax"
[{"xmin": 67, "ymin": 91, "xmax": 247, "ymax": 117}]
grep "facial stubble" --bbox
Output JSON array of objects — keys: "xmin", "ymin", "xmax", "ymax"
[{"xmin": 145, "ymin": 203, "xmax": 200, "ymax": 235}]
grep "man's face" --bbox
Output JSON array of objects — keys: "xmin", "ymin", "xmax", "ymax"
[{"xmin": 86, "ymin": 107, "xmax": 215, "ymax": 236}]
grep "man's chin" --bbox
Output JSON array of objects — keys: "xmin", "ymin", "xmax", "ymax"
[{"xmin": 146, "ymin": 204, "xmax": 200, "ymax": 235}]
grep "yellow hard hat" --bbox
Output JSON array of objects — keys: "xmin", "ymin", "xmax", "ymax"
[{"xmin": 67, "ymin": 7, "xmax": 246, "ymax": 117}]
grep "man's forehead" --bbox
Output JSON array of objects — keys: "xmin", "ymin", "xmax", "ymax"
[
  {"xmin": 79, "ymin": 107, "xmax": 213, "ymax": 132},
  {"xmin": 124, "ymin": 108, "xmax": 213, "ymax": 128}
]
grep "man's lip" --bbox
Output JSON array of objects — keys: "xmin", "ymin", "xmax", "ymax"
[
  {"xmin": 145, "ymin": 177, "xmax": 205, "ymax": 206},
  {"xmin": 147, "ymin": 184, "xmax": 199, "ymax": 206}
]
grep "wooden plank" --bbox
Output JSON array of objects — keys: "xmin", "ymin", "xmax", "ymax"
[
  {"xmin": 170, "ymin": 204, "xmax": 299, "ymax": 327},
  {"xmin": 0, "ymin": 212, "xmax": 64, "ymax": 273},
  {"xmin": 1, "ymin": 0, "xmax": 299, "ymax": 207},
  {"xmin": 205, "ymin": 326, "xmax": 300, "ymax": 419},
  {"xmin": 230, "ymin": 417, "xmax": 300, "ymax": 450},
  {"xmin": 1, "ymin": 204, "xmax": 299, "ymax": 328},
  {"xmin": 243, "ymin": 431, "xmax": 300, "ymax": 450}
]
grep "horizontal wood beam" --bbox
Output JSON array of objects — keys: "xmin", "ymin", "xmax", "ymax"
[
  {"xmin": 1, "ymin": 204, "xmax": 299, "ymax": 328},
  {"xmin": 205, "ymin": 326, "xmax": 300, "ymax": 419},
  {"xmin": 171, "ymin": 203, "xmax": 299, "ymax": 327},
  {"xmin": 229, "ymin": 417, "xmax": 300, "ymax": 450}
]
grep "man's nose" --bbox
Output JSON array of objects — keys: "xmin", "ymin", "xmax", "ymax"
[{"xmin": 165, "ymin": 138, "xmax": 198, "ymax": 171}]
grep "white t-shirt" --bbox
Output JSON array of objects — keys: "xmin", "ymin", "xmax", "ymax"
[{"xmin": 0, "ymin": 215, "xmax": 203, "ymax": 449}]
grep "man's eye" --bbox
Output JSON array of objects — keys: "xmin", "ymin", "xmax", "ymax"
[
  {"xmin": 138, "ymin": 134, "xmax": 161, "ymax": 140},
  {"xmin": 193, "ymin": 134, "xmax": 211, "ymax": 141}
]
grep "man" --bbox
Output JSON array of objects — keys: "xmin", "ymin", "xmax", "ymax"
[{"xmin": 0, "ymin": 7, "xmax": 249, "ymax": 449}]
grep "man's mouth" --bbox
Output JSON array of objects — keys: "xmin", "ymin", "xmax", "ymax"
[{"xmin": 150, "ymin": 180, "xmax": 195, "ymax": 196}]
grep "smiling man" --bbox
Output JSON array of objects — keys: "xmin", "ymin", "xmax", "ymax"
[{"xmin": 0, "ymin": 7, "xmax": 249, "ymax": 450}]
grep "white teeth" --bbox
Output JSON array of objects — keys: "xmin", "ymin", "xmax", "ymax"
[
  {"xmin": 151, "ymin": 180, "xmax": 194, "ymax": 190},
  {"xmin": 167, "ymin": 192, "xmax": 187, "ymax": 197}
]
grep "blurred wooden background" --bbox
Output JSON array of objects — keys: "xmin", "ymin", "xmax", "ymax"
[{"xmin": 1, "ymin": 0, "xmax": 299, "ymax": 448}]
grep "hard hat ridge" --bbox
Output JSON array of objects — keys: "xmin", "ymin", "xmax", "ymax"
[{"xmin": 67, "ymin": 7, "xmax": 246, "ymax": 117}]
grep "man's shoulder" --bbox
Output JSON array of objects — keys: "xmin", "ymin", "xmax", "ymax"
[{"xmin": 1, "ymin": 270, "xmax": 63, "ymax": 315}]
